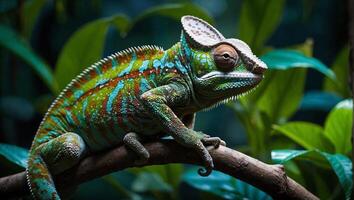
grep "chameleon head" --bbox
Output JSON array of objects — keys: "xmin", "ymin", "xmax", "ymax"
[{"xmin": 180, "ymin": 15, "xmax": 267, "ymax": 107}]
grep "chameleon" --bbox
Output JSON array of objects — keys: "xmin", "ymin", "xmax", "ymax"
[{"xmin": 26, "ymin": 15, "xmax": 267, "ymax": 199}]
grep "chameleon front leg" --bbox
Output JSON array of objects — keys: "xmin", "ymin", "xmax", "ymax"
[
  {"xmin": 123, "ymin": 132, "xmax": 150, "ymax": 165},
  {"xmin": 140, "ymin": 82, "xmax": 222, "ymax": 176}
]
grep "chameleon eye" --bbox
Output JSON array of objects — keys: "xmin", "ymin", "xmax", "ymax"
[{"xmin": 213, "ymin": 44, "xmax": 239, "ymax": 72}]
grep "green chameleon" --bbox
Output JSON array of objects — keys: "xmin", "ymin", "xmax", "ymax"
[{"xmin": 26, "ymin": 15, "xmax": 267, "ymax": 199}]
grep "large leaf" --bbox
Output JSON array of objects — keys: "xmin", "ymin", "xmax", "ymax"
[
  {"xmin": 299, "ymin": 91, "xmax": 343, "ymax": 112},
  {"xmin": 129, "ymin": 164, "xmax": 183, "ymax": 190},
  {"xmin": 261, "ymin": 50, "xmax": 335, "ymax": 79},
  {"xmin": 131, "ymin": 172, "xmax": 172, "ymax": 192},
  {"xmin": 323, "ymin": 46, "xmax": 350, "ymax": 98},
  {"xmin": 322, "ymin": 152, "xmax": 353, "ymax": 199},
  {"xmin": 54, "ymin": 19, "xmax": 110, "ymax": 89},
  {"xmin": 272, "ymin": 149, "xmax": 352, "ymax": 199},
  {"xmin": 135, "ymin": 3, "xmax": 214, "ymax": 25},
  {"xmin": 256, "ymin": 68, "xmax": 306, "ymax": 122},
  {"xmin": 272, "ymin": 149, "xmax": 328, "ymax": 167},
  {"xmin": 324, "ymin": 99, "xmax": 352, "ymax": 155},
  {"xmin": 102, "ymin": 175, "xmax": 142, "ymax": 200},
  {"xmin": 0, "ymin": 25, "xmax": 58, "ymax": 93},
  {"xmin": 110, "ymin": 14, "xmax": 131, "ymax": 37},
  {"xmin": 183, "ymin": 168, "xmax": 272, "ymax": 200},
  {"xmin": 273, "ymin": 122, "xmax": 334, "ymax": 152},
  {"xmin": 239, "ymin": 0, "xmax": 285, "ymax": 53},
  {"xmin": 0, "ymin": 143, "xmax": 29, "ymax": 168},
  {"xmin": 23, "ymin": 0, "xmax": 47, "ymax": 38}
]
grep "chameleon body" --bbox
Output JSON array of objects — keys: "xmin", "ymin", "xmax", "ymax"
[{"xmin": 26, "ymin": 16, "xmax": 267, "ymax": 199}]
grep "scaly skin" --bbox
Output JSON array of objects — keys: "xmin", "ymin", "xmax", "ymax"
[{"xmin": 26, "ymin": 15, "xmax": 267, "ymax": 199}]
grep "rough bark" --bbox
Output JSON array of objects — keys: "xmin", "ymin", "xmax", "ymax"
[{"xmin": 0, "ymin": 140, "xmax": 317, "ymax": 199}]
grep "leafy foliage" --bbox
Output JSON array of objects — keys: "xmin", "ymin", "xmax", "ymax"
[
  {"xmin": 273, "ymin": 122, "xmax": 334, "ymax": 152},
  {"xmin": 0, "ymin": 1, "xmax": 351, "ymax": 199},
  {"xmin": 0, "ymin": 143, "xmax": 28, "ymax": 169},
  {"xmin": 239, "ymin": 0, "xmax": 285, "ymax": 53},
  {"xmin": 323, "ymin": 46, "xmax": 350, "ymax": 98},
  {"xmin": 272, "ymin": 150, "xmax": 352, "ymax": 199},
  {"xmin": 0, "ymin": 25, "xmax": 58, "ymax": 93},
  {"xmin": 274, "ymin": 99, "xmax": 352, "ymax": 155},
  {"xmin": 183, "ymin": 168, "xmax": 271, "ymax": 200},
  {"xmin": 55, "ymin": 19, "xmax": 111, "ymax": 89}
]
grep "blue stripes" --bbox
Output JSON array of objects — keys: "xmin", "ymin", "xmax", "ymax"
[
  {"xmin": 140, "ymin": 78, "xmax": 150, "ymax": 92},
  {"xmin": 106, "ymin": 81, "xmax": 124, "ymax": 114},
  {"xmin": 175, "ymin": 60, "xmax": 188, "ymax": 74},
  {"xmin": 95, "ymin": 79, "xmax": 109, "ymax": 87},
  {"xmin": 73, "ymin": 90, "xmax": 84, "ymax": 99},
  {"xmin": 50, "ymin": 116, "xmax": 66, "ymax": 130},
  {"xmin": 95, "ymin": 67, "xmax": 102, "ymax": 75},
  {"xmin": 119, "ymin": 52, "xmax": 137, "ymax": 76},
  {"xmin": 65, "ymin": 110, "xmax": 75, "ymax": 125},
  {"xmin": 139, "ymin": 60, "xmax": 150, "ymax": 73},
  {"xmin": 112, "ymin": 59, "xmax": 118, "ymax": 68},
  {"xmin": 153, "ymin": 59, "xmax": 161, "ymax": 69}
]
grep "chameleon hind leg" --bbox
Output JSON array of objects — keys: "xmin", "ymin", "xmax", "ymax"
[
  {"xmin": 27, "ymin": 132, "xmax": 86, "ymax": 200},
  {"xmin": 123, "ymin": 132, "xmax": 150, "ymax": 164}
]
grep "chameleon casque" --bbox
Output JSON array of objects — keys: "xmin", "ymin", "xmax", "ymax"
[{"xmin": 26, "ymin": 15, "xmax": 267, "ymax": 199}]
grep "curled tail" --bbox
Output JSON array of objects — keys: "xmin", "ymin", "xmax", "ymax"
[{"xmin": 26, "ymin": 153, "xmax": 60, "ymax": 200}]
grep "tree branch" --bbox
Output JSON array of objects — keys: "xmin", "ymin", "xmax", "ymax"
[{"xmin": 0, "ymin": 140, "xmax": 318, "ymax": 199}]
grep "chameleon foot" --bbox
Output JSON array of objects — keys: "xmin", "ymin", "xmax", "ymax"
[
  {"xmin": 201, "ymin": 136, "xmax": 226, "ymax": 148},
  {"xmin": 123, "ymin": 132, "xmax": 150, "ymax": 165}
]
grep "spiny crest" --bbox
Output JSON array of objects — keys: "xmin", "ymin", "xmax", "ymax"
[
  {"xmin": 60, "ymin": 44, "xmax": 163, "ymax": 95},
  {"xmin": 77, "ymin": 45, "xmax": 164, "ymax": 83}
]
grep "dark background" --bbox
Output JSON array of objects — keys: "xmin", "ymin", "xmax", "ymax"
[{"xmin": 0, "ymin": 0, "xmax": 350, "ymax": 199}]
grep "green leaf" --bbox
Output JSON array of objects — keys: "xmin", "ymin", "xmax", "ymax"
[
  {"xmin": 0, "ymin": 143, "xmax": 29, "ymax": 168},
  {"xmin": 321, "ymin": 152, "xmax": 353, "ymax": 200},
  {"xmin": 135, "ymin": 3, "xmax": 214, "ymax": 25},
  {"xmin": 109, "ymin": 14, "xmax": 131, "ymax": 37},
  {"xmin": 255, "ymin": 68, "xmax": 306, "ymax": 122},
  {"xmin": 261, "ymin": 50, "xmax": 335, "ymax": 79},
  {"xmin": 132, "ymin": 172, "xmax": 173, "ymax": 192},
  {"xmin": 182, "ymin": 168, "xmax": 272, "ymax": 200},
  {"xmin": 0, "ymin": 25, "xmax": 58, "ymax": 94},
  {"xmin": 323, "ymin": 46, "xmax": 350, "ymax": 98},
  {"xmin": 273, "ymin": 122, "xmax": 334, "ymax": 152},
  {"xmin": 102, "ymin": 175, "xmax": 142, "ymax": 200},
  {"xmin": 129, "ymin": 164, "xmax": 183, "ymax": 190},
  {"xmin": 324, "ymin": 99, "xmax": 353, "ymax": 155},
  {"xmin": 239, "ymin": 0, "xmax": 285, "ymax": 53},
  {"xmin": 299, "ymin": 91, "xmax": 343, "ymax": 112},
  {"xmin": 23, "ymin": 0, "xmax": 47, "ymax": 38},
  {"xmin": 272, "ymin": 149, "xmax": 328, "ymax": 167},
  {"xmin": 54, "ymin": 19, "xmax": 110, "ymax": 89},
  {"xmin": 272, "ymin": 149, "xmax": 352, "ymax": 199}
]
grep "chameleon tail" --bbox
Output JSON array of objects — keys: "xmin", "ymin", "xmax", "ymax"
[{"xmin": 26, "ymin": 153, "xmax": 61, "ymax": 200}]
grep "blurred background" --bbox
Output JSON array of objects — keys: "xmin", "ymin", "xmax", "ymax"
[{"xmin": 0, "ymin": 0, "xmax": 352, "ymax": 199}]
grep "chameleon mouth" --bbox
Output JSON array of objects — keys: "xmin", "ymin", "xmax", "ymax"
[{"xmin": 200, "ymin": 71, "xmax": 263, "ymax": 80}]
